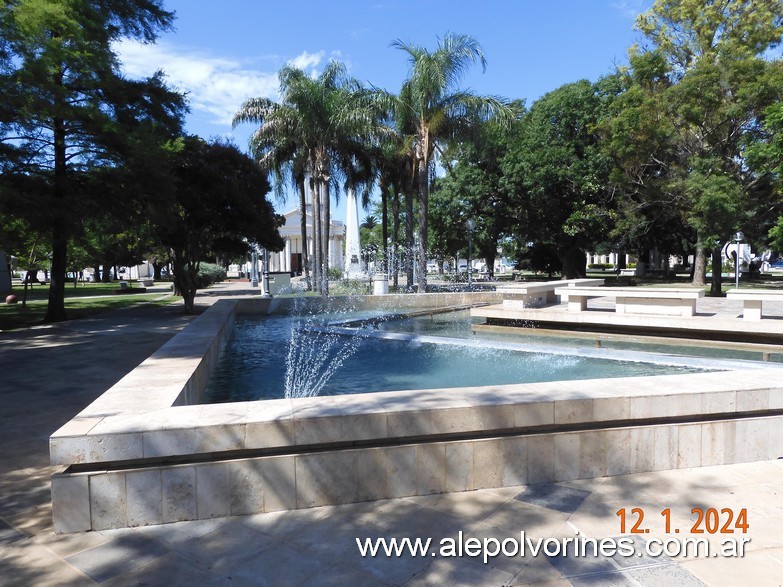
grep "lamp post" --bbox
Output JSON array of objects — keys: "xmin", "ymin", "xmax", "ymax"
[
  {"xmin": 734, "ymin": 231, "xmax": 744, "ymax": 289},
  {"xmin": 466, "ymin": 218, "xmax": 476, "ymax": 289},
  {"xmin": 250, "ymin": 249, "xmax": 258, "ymax": 287},
  {"xmin": 261, "ymin": 247, "xmax": 272, "ymax": 297}
]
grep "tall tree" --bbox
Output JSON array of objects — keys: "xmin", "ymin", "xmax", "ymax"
[
  {"xmin": 0, "ymin": 0, "xmax": 184, "ymax": 321},
  {"xmin": 391, "ymin": 32, "xmax": 514, "ymax": 292},
  {"xmin": 434, "ymin": 116, "xmax": 519, "ymax": 278},
  {"xmin": 150, "ymin": 137, "xmax": 284, "ymax": 313},
  {"xmin": 502, "ymin": 80, "xmax": 617, "ymax": 278},
  {"xmin": 609, "ymin": 0, "xmax": 783, "ymax": 288},
  {"xmin": 235, "ymin": 62, "xmax": 379, "ymax": 296}
]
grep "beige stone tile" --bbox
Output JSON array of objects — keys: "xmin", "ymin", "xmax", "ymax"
[
  {"xmin": 554, "ymin": 433, "xmax": 580, "ymax": 481},
  {"xmin": 474, "ymin": 439, "xmax": 504, "ymax": 490},
  {"xmin": 736, "ymin": 388, "xmax": 770, "ymax": 412},
  {"xmin": 296, "ymin": 451, "xmax": 358, "ymax": 508},
  {"xmin": 513, "ymin": 401, "xmax": 555, "ymax": 428},
  {"xmin": 605, "ymin": 428, "xmax": 631, "ymax": 477},
  {"xmin": 734, "ymin": 418, "xmax": 771, "ymax": 463},
  {"xmin": 554, "ymin": 399, "xmax": 592, "ymax": 424},
  {"xmin": 677, "ymin": 424, "xmax": 702, "ymax": 469},
  {"xmin": 702, "ymin": 390, "xmax": 736, "ymax": 414},
  {"xmin": 162, "ymin": 467, "xmax": 196, "ymax": 523},
  {"xmin": 579, "ymin": 431, "xmax": 607, "ymax": 479},
  {"xmin": 196, "ymin": 462, "xmax": 231, "ymax": 519},
  {"xmin": 653, "ymin": 426, "xmax": 678, "ymax": 471},
  {"xmin": 387, "ymin": 445, "xmax": 417, "ymax": 498},
  {"xmin": 294, "ymin": 415, "xmax": 342, "ymax": 445},
  {"xmin": 416, "ymin": 443, "xmax": 446, "ymax": 495},
  {"xmin": 356, "ymin": 448, "xmax": 388, "ymax": 501},
  {"xmin": 229, "ymin": 458, "xmax": 264, "ymax": 516},
  {"xmin": 501, "ymin": 436, "xmax": 528, "ymax": 487},
  {"xmin": 682, "ymin": 548, "xmax": 783, "ymax": 587},
  {"xmin": 445, "ymin": 442, "xmax": 474, "ymax": 492},
  {"xmin": 245, "ymin": 418, "xmax": 295, "ymax": 449},
  {"xmin": 51, "ymin": 474, "xmax": 91, "ymax": 534},
  {"xmin": 527, "ymin": 435, "xmax": 555, "ymax": 484},
  {"xmin": 629, "ymin": 426, "xmax": 655, "ymax": 474},
  {"xmin": 430, "ymin": 406, "xmax": 481, "ymax": 435},
  {"xmin": 340, "ymin": 412, "xmax": 388, "ymax": 441},
  {"xmin": 387, "ymin": 409, "xmax": 433, "ymax": 438},
  {"xmin": 700, "ymin": 421, "xmax": 730, "ymax": 467},
  {"xmin": 261, "ymin": 455, "xmax": 296, "ymax": 512},
  {"xmin": 593, "ymin": 396, "xmax": 629, "ymax": 421},
  {"xmin": 90, "ymin": 473, "xmax": 127, "ymax": 531},
  {"xmin": 126, "ymin": 469, "xmax": 163, "ymax": 527}
]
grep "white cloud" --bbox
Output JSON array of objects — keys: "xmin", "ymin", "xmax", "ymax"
[
  {"xmin": 287, "ymin": 50, "xmax": 324, "ymax": 71},
  {"xmin": 115, "ymin": 39, "xmax": 280, "ymax": 125}
]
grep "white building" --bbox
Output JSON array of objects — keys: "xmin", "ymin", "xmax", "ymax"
[{"xmin": 265, "ymin": 208, "xmax": 344, "ymax": 275}]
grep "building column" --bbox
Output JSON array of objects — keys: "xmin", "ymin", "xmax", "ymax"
[{"xmin": 284, "ymin": 238, "xmax": 291, "ymax": 273}]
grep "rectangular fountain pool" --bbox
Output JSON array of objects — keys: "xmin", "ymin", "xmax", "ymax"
[{"xmin": 202, "ymin": 313, "xmax": 711, "ymax": 403}]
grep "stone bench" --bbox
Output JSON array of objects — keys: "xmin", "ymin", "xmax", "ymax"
[
  {"xmin": 726, "ymin": 289, "xmax": 783, "ymax": 320},
  {"xmin": 555, "ymin": 286, "xmax": 704, "ymax": 317},
  {"xmin": 500, "ymin": 278, "xmax": 605, "ymax": 309}
]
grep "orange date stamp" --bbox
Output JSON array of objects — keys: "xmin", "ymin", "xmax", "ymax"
[{"xmin": 616, "ymin": 507, "xmax": 749, "ymax": 535}]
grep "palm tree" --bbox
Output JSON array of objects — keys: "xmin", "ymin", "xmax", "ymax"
[
  {"xmin": 235, "ymin": 61, "xmax": 378, "ymax": 295},
  {"xmin": 233, "ymin": 100, "xmax": 313, "ymax": 289},
  {"xmin": 391, "ymin": 33, "xmax": 515, "ymax": 292}
]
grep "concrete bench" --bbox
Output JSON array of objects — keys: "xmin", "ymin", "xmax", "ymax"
[
  {"xmin": 501, "ymin": 278, "xmax": 604, "ymax": 309},
  {"xmin": 555, "ymin": 286, "xmax": 704, "ymax": 317},
  {"xmin": 726, "ymin": 289, "xmax": 783, "ymax": 320},
  {"xmin": 137, "ymin": 279, "xmax": 154, "ymax": 287}
]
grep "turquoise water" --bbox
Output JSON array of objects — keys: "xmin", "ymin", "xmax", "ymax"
[{"xmin": 202, "ymin": 313, "xmax": 705, "ymax": 403}]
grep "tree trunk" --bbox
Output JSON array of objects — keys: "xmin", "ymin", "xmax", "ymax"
[
  {"xmin": 380, "ymin": 179, "xmax": 389, "ymax": 273},
  {"xmin": 44, "ymin": 112, "xmax": 68, "ymax": 322},
  {"xmin": 391, "ymin": 188, "xmax": 401, "ymax": 289},
  {"xmin": 297, "ymin": 176, "xmax": 311, "ymax": 290},
  {"xmin": 405, "ymin": 188, "xmax": 414, "ymax": 291},
  {"xmin": 710, "ymin": 244, "xmax": 723, "ymax": 296},
  {"xmin": 321, "ymin": 180, "xmax": 330, "ymax": 296},
  {"xmin": 559, "ymin": 246, "xmax": 586, "ymax": 279},
  {"xmin": 416, "ymin": 158, "xmax": 428, "ymax": 293},
  {"xmin": 311, "ymin": 176, "xmax": 322, "ymax": 295},
  {"xmin": 691, "ymin": 235, "xmax": 707, "ymax": 287}
]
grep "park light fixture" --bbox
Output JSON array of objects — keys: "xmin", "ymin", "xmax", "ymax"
[
  {"xmin": 466, "ymin": 218, "xmax": 476, "ymax": 288},
  {"xmin": 734, "ymin": 231, "xmax": 744, "ymax": 289}
]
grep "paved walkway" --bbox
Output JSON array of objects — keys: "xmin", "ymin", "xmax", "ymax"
[{"xmin": 1, "ymin": 285, "xmax": 783, "ymax": 586}]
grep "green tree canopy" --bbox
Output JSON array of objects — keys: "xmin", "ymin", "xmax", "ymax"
[
  {"xmin": 150, "ymin": 137, "xmax": 284, "ymax": 313},
  {"xmin": 0, "ymin": 0, "xmax": 184, "ymax": 321}
]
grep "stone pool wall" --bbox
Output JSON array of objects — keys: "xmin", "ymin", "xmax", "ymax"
[{"xmin": 49, "ymin": 293, "xmax": 783, "ymax": 533}]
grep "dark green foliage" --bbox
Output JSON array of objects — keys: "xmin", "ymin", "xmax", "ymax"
[
  {"xmin": 0, "ymin": 0, "xmax": 184, "ymax": 321},
  {"xmin": 151, "ymin": 136, "xmax": 284, "ymax": 313},
  {"xmin": 196, "ymin": 263, "xmax": 227, "ymax": 289}
]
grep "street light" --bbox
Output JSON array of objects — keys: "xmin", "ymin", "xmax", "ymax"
[
  {"xmin": 466, "ymin": 218, "xmax": 476, "ymax": 289},
  {"xmin": 734, "ymin": 231, "xmax": 744, "ymax": 289},
  {"xmin": 250, "ymin": 249, "xmax": 258, "ymax": 287}
]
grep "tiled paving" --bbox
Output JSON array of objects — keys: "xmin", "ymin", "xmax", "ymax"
[{"xmin": 1, "ymin": 284, "xmax": 783, "ymax": 585}]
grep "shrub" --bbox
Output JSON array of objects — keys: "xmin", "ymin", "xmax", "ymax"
[
  {"xmin": 327, "ymin": 266, "xmax": 343, "ymax": 280},
  {"xmin": 588, "ymin": 263, "xmax": 614, "ymax": 270},
  {"xmin": 196, "ymin": 262, "xmax": 227, "ymax": 288}
]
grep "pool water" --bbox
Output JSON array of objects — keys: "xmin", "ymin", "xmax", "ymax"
[{"xmin": 202, "ymin": 313, "xmax": 705, "ymax": 403}]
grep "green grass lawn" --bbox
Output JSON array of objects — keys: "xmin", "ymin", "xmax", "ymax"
[{"xmin": 0, "ymin": 285, "xmax": 177, "ymax": 331}]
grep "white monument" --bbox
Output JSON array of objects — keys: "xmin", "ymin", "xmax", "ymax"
[{"xmin": 344, "ymin": 187, "xmax": 363, "ymax": 278}]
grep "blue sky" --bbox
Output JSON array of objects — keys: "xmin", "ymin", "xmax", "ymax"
[{"xmin": 117, "ymin": 0, "xmax": 652, "ymax": 220}]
